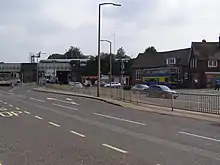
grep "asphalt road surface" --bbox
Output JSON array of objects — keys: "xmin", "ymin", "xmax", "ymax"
[{"xmin": 1, "ymin": 85, "xmax": 220, "ymax": 164}]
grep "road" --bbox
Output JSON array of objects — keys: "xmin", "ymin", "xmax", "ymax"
[{"xmin": 0, "ymin": 85, "xmax": 220, "ymax": 164}]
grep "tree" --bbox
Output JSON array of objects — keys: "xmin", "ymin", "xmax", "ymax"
[
  {"xmin": 144, "ymin": 46, "xmax": 157, "ymax": 53},
  {"xmin": 115, "ymin": 47, "xmax": 130, "ymax": 60},
  {"xmin": 47, "ymin": 46, "xmax": 84, "ymax": 59}
]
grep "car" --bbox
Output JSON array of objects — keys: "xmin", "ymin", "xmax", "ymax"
[
  {"xmin": 104, "ymin": 82, "xmax": 121, "ymax": 88},
  {"xmin": 145, "ymin": 85, "xmax": 179, "ymax": 99},
  {"xmin": 131, "ymin": 84, "xmax": 149, "ymax": 93},
  {"xmin": 69, "ymin": 82, "xmax": 83, "ymax": 88}
]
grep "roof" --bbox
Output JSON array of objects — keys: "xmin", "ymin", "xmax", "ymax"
[
  {"xmin": 39, "ymin": 58, "xmax": 90, "ymax": 63},
  {"xmin": 191, "ymin": 42, "xmax": 220, "ymax": 59},
  {"xmin": 132, "ymin": 48, "xmax": 191, "ymax": 68}
]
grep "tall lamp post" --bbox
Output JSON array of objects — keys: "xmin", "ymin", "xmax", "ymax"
[
  {"xmin": 101, "ymin": 39, "xmax": 112, "ymax": 87},
  {"xmin": 97, "ymin": 2, "xmax": 121, "ymax": 97}
]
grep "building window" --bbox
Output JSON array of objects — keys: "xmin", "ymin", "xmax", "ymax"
[
  {"xmin": 136, "ymin": 70, "xmax": 142, "ymax": 80},
  {"xmin": 191, "ymin": 58, "xmax": 197, "ymax": 68},
  {"xmin": 166, "ymin": 58, "xmax": 176, "ymax": 65},
  {"xmin": 208, "ymin": 60, "xmax": 217, "ymax": 68}
]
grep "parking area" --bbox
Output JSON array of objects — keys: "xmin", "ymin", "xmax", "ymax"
[{"xmin": 46, "ymin": 84, "xmax": 220, "ymax": 115}]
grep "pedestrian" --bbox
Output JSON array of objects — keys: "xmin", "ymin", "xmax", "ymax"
[{"xmin": 215, "ymin": 80, "xmax": 220, "ymax": 91}]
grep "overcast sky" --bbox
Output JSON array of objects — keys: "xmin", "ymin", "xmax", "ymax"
[{"xmin": 0, "ymin": 0, "xmax": 220, "ymax": 62}]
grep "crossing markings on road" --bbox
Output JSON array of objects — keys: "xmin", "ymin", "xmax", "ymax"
[
  {"xmin": 0, "ymin": 111, "xmax": 22, "ymax": 117},
  {"xmin": 93, "ymin": 113, "xmax": 146, "ymax": 126},
  {"xmin": 35, "ymin": 116, "xmax": 43, "ymax": 120},
  {"xmin": 3, "ymin": 102, "xmax": 7, "ymax": 105},
  {"xmin": 52, "ymin": 103, "xmax": 78, "ymax": 111},
  {"xmin": 47, "ymin": 97, "xmax": 79, "ymax": 105},
  {"xmin": 66, "ymin": 98, "xmax": 72, "ymax": 101},
  {"xmin": 9, "ymin": 104, "xmax": 13, "ymax": 107},
  {"xmin": 0, "ymin": 107, "xmax": 7, "ymax": 111},
  {"xmin": 15, "ymin": 107, "xmax": 20, "ymax": 110},
  {"xmin": 24, "ymin": 111, "xmax": 31, "ymax": 115},
  {"xmin": 102, "ymin": 144, "xmax": 128, "ymax": 154},
  {"xmin": 30, "ymin": 98, "xmax": 45, "ymax": 102}
]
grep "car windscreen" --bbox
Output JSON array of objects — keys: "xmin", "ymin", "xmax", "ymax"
[{"xmin": 160, "ymin": 85, "xmax": 171, "ymax": 91}]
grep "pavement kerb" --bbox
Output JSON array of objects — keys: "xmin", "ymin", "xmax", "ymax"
[{"xmin": 33, "ymin": 87, "xmax": 220, "ymax": 122}]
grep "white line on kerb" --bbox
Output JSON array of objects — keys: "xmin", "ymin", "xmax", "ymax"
[
  {"xmin": 53, "ymin": 103, "xmax": 78, "ymax": 111},
  {"xmin": 30, "ymin": 98, "xmax": 45, "ymax": 102},
  {"xmin": 102, "ymin": 144, "xmax": 128, "ymax": 153},
  {"xmin": 16, "ymin": 107, "xmax": 20, "ymax": 110},
  {"xmin": 35, "ymin": 116, "xmax": 43, "ymax": 120},
  {"xmin": 49, "ymin": 122, "xmax": 60, "ymax": 127},
  {"xmin": 93, "ymin": 113, "xmax": 146, "ymax": 126},
  {"xmin": 179, "ymin": 131, "xmax": 220, "ymax": 143},
  {"xmin": 70, "ymin": 130, "xmax": 86, "ymax": 138},
  {"xmin": 24, "ymin": 111, "xmax": 30, "ymax": 114}
]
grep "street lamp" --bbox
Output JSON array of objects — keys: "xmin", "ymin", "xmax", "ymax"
[
  {"xmin": 97, "ymin": 2, "xmax": 121, "ymax": 97},
  {"xmin": 101, "ymin": 39, "xmax": 112, "ymax": 87}
]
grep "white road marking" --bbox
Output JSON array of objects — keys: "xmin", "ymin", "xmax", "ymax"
[
  {"xmin": 24, "ymin": 111, "xmax": 30, "ymax": 114},
  {"xmin": 8, "ymin": 92, "xmax": 14, "ymax": 95},
  {"xmin": 30, "ymin": 98, "xmax": 45, "ymax": 102},
  {"xmin": 9, "ymin": 104, "xmax": 13, "ymax": 107},
  {"xmin": 0, "ymin": 107, "xmax": 7, "ymax": 111},
  {"xmin": 179, "ymin": 131, "xmax": 220, "ymax": 143},
  {"xmin": 66, "ymin": 98, "xmax": 72, "ymax": 101},
  {"xmin": 49, "ymin": 122, "xmax": 60, "ymax": 127},
  {"xmin": 52, "ymin": 103, "xmax": 78, "ymax": 111},
  {"xmin": 16, "ymin": 94, "xmax": 26, "ymax": 98},
  {"xmin": 35, "ymin": 116, "xmax": 43, "ymax": 120},
  {"xmin": 70, "ymin": 130, "xmax": 86, "ymax": 138},
  {"xmin": 3, "ymin": 102, "xmax": 7, "ymax": 105},
  {"xmin": 102, "ymin": 144, "xmax": 128, "ymax": 153},
  {"xmin": 47, "ymin": 97, "xmax": 79, "ymax": 105},
  {"xmin": 94, "ymin": 113, "xmax": 146, "ymax": 126},
  {"xmin": 15, "ymin": 107, "xmax": 20, "ymax": 110}
]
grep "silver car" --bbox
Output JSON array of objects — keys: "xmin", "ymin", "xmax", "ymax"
[
  {"xmin": 131, "ymin": 84, "xmax": 149, "ymax": 93},
  {"xmin": 145, "ymin": 85, "xmax": 179, "ymax": 99}
]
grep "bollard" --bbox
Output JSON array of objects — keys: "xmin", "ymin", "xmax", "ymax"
[{"xmin": 171, "ymin": 93, "xmax": 174, "ymax": 111}]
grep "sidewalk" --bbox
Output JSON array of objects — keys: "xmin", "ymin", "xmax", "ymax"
[{"xmin": 33, "ymin": 87, "xmax": 220, "ymax": 122}]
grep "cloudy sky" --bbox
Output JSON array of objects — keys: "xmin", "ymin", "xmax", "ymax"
[{"xmin": 0, "ymin": 0, "xmax": 220, "ymax": 62}]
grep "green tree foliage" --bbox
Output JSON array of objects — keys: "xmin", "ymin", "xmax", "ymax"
[
  {"xmin": 48, "ymin": 46, "xmax": 84, "ymax": 59},
  {"xmin": 144, "ymin": 46, "xmax": 157, "ymax": 53}
]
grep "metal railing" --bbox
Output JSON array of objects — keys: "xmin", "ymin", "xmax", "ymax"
[{"xmin": 46, "ymin": 84, "xmax": 220, "ymax": 115}]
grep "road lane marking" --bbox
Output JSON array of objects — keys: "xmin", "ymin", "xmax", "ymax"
[
  {"xmin": 15, "ymin": 107, "xmax": 20, "ymax": 110},
  {"xmin": 93, "ymin": 113, "xmax": 146, "ymax": 126},
  {"xmin": 47, "ymin": 98, "xmax": 79, "ymax": 105},
  {"xmin": 49, "ymin": 122, "xmax": 60, "ymax": 127},
  {"xmin": 102, "ymin": 144, "xmax": 128, "ymax": 154},
  {"xmin": 35, "ymin": 116, "xmax": 43, "ymax": 120},
  {"xmin": 70, "ymin": 130, "xmax": 86, "ymax": 138},
  {"xmin": 9, "ymin": 104, "xmax": 13, "ymax": 107},
  {"xmin": 52, "ymin": 103, "xmax": 78, "ymax": 111},
  {"xmin": 3, "ymin": 102, "xmax": 7, "ymax": 105},
  {"xmin": 0, "ymin": 111, "xmax": 22, "ymax": 117},
  {"xmin": 16, "ymin": 94, "xmax": 26, "ymax": 98},
  {"xmin": 30, "ymin": 98, "xmax": 45, "ymax": 102},
  {"xmin": 179, "ymin": 131, "xmax": 220, "ymax": 143},
  {"xmin": 24, "ymin": 111, "xmax": 30, "ymax": 114},
  {"xmin": 66, "ymin": 98, "xmax": 72, "ymax": 101}
]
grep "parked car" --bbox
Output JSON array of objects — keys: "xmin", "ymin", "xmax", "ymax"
[
  {"xmin": 69, "ymin": 82, "xmax": 83, "ymax": 88},
  {"xmin": 131, "ymin": 84, "xmax": 149, "ymax": 93},
  {"xmin": 104, "ymin": 82, "xmax": 121, "ymax": 88},
  {"xmin": 145, "ymin": 85, "xmax": 179, "ymax": 99}
]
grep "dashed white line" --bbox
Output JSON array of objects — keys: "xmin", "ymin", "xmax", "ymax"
[
  {"xmin": 47, "ymin": 98, "xmax": 79, "ymax": 105},
  {"xmin": 24, "ymin": 111, "xmax": 30, "ymax": 114},
  {"xmin": 66, "ymin": 98, "xmax": 72, "ymax": 101},
  {"xmin": 179, "ymin": 131, "xmax": 220, "ymax": 143},
  {"xmin": 9, "ymin": 104, "xmax": 13, "ymax": 107},
  {"xmin": 48, "ymin": 122, "xmax": 60, "ymax": 127},
  {"xmin": 30, "ymin": 98, "xmax": 45, "ymax": 102},
  {"xmin": 93, "ymin": 113, "xmax": 146, "ymax": 126},
  {"xmin": 35, "ymin": 116, "xmax": 43, "ymax": 120},
  {"xmin": 70, "ymin": 130, "xmax": 86, "ymax": 138},
  {"xmin": 52, "ymin": 103, "xmax": 78, "ymax": 111},
  {"xmin": 15, "ymin": 107, "xmax": 20, "ymax": 110},
  {"xmin": 102, "ymin": 144, "xmax": 128, "ymax": 154},
  {"xmin": 16, "ymin": 94, "xmax": 26, "ymax": 98}
]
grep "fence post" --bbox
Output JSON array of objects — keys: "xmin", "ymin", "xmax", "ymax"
[{"xmin": 171, "ymin": 93, "xmax": 174, "ymax": 111}]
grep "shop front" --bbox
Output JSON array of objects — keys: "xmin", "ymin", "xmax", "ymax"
[{"xmin": 205, "ymin": 72, "xmax": 220, "ymax": 88}]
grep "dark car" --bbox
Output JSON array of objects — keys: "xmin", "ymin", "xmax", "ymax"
[{"xmin": 145, "ymin": 85, "xmax": 179, "ymax": 99}]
